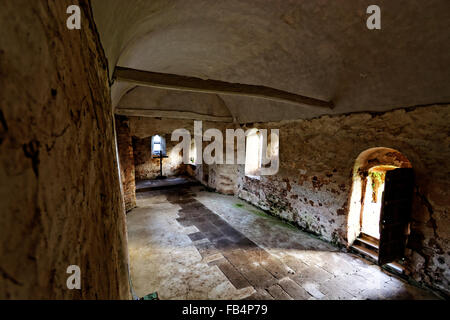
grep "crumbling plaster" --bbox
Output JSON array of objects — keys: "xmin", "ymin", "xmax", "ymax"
[
  {"xmin": 122, "ymin": 104, "xmax": 449, "ymax": 294},
  {"xmin": 157, "ymin": 104, "xmax": 449, "ymax": 294},
  {"xmin": 116, "ymin": 116, "xmax": 137, "ymax": 212},
  {"xmin": 234, "ymin": 104, "xmax": 450, "ymax": 294},
  {"xmin": 133, "ymin": 135, "xmax": 186, "ymax": 181}
]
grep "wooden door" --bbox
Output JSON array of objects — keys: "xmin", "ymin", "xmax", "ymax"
[{"xmin": 378, "ymin": 168, "xmax": 414, "ymax": 265}]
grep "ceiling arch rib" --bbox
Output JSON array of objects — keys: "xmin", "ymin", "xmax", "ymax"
[{"xmin": 113, "ymin": 66, "xmax": 334, "ymax": 108}]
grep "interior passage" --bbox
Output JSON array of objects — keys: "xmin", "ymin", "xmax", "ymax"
[
  {"xmin": 127, "ymin": 183, "xmax": 439, "ymax": 300},
  {"xmin": 2, "ymin": 1, "xmax": 449, "ymax": 301}
]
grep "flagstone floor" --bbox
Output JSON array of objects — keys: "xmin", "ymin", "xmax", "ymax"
[{"xmin": 126, "ymin": 184, "xmax": 440, "ymax": 300}]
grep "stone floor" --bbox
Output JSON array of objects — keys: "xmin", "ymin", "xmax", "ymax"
[
  {"xmin": 135, "ymin": 176, "xmax": 196, "ymax": 191},
  {"xmin": 127, "ymin": 184, "xmax": 440, "ymax": 300}
]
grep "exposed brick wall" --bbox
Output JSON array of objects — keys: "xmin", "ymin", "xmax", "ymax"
[
  {"xmin": 0, "ymin": 0, "xmax": 130, "ymax": 299},
  {"xmin": 116, "ymin": 116, "xmax": 136, "ymax": 212}
]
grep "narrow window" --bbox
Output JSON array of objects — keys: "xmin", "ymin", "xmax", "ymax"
[
  {"xmin": 189, "ymin": 139, "xmax": 197, "ymax": 165},
  {"xmin": 245, "ymin": 129, "xmax": 262, "ymax": 177},
  {"xmin": 151, "ymin": 135, "xmax": 166, "ymax": 156}
]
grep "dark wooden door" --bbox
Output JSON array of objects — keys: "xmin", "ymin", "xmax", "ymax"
[{"xmin": 378, "ymin": 168, "xmax": 414, "ymax": 265}]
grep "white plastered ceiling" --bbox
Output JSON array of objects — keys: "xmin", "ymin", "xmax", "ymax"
[{"xmin": 92, "ymin": 0, "xmax": 450, "ymax": 123}]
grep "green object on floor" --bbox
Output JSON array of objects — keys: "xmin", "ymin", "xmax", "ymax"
[{"xmin": 140, "ymin": 292, "xmax": 159, "ymax": 300}]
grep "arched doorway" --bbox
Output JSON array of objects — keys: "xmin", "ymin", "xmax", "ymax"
[{"xmin": 347, "ymin": 148, "xmax": 414, "ymax": 265}]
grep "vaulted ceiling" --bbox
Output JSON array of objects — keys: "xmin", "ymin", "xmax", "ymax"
[{"xmin": 92, "ymin": 0, "xmax": 450, "ymax": 123}]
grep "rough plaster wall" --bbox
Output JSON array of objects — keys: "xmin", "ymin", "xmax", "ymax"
[
  {"xmin": 188, "ymin": 163, "xmax": 239, "ymax": 195},
  {"xmin": 128, "ymin": 117, "xmax": 231, "ymax": 182},
  {"xmin": 115, "ymin": 116, "xmax": 136, "ymax": 212},
  {"xmin": 117, "ymin": 86, "xmax": 233, "ymax": 118},
  {"xmin": 207, "ymin": 165, "xmax": 238, "ymax": 195},
  {"xmin": 206, "ymin": 165, "xmax": 239, "ymax": 195},
  {"xmin": 183, "ymin": 129, "xmax": 240, "ymax": 195},
  {"xmin": 187, "ymin": 163, "xmax": 209, "ymax": 186},
  {"xmin": 0, "ymin": 1, "xmax": 130, "ymax": 299},
  {"xmin": 133, "ymin": 135, "xmax": 186, "ymax": 180},
  {"xmin": 126, "ymin": 116, "xmax": 239, "ymax": 193},
  {"xmin": 129, "ymin": 117, "xmax": 228, "ymax": 139},
  {"xmin": 233, "ymin": 105, "xmax": 450, "ymax": 294},
  {"xmin": 123, "ymin": 109, "xmax": 449, "ymax": 293}
]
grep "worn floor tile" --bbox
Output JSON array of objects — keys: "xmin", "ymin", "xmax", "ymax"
[{"xmin": 128, "ymin": 185, "xmax": 440, "ymax": 300}]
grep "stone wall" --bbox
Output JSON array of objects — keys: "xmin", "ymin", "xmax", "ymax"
[
  {"xmin": 0, "ymin": 0, "xmax": 130, "ymax": 299},
  {"xmin": 116, "ymin": 116, "xmax": 136, "ymax": 212},
  {"xmin": 122, "ymin": 106, "xmax": 449, "ymax": 294},
  {"xmin": 232, "ymin": 105, "xmax": 450, "ymax": 295},
  {"xmin": 133, "ymin": 135, "xmax": 187, "ymax": 180},
  {"xmin": 189, "ymin": 105, "xmax": 449, "ymax": 295},
  {"xmin": 128, "ymin": 117, "xmax": 230, "ymax": 182}
]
